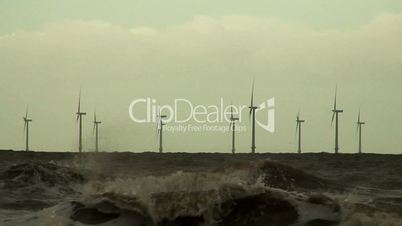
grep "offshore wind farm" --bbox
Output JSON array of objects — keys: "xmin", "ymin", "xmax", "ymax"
[
  {"xmin": 11, "ymin": 84, "xmax": 365, "ymax": 155},
  {"xmin": 1, "ymin": 83, "xmax": 401, "ymax": 226},
  {"xmin": 1, "ymin": 1, "xmax": 402, "ymax": 226}
]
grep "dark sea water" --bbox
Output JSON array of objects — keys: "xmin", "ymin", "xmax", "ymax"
[{"xmin": 0, "ymin": 150, "xmax": 401, "ymax": 226}]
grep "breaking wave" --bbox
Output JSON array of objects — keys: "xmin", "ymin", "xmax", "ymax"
[{"xmin": 0, "ymin": 161, "xmax": 401, "ymax": 226}]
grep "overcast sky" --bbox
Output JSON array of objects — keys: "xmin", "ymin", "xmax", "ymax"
[{"xmin": 0, "ymin": 0, "xmax": 401, "ymax": 153}]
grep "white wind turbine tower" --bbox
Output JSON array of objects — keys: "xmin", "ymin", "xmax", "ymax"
[
  {"xmin": 93, "ymin": 112, "xmax": 102, "ymax": 152},
  {"xmin": 23, "ymin": 107, "xmax": 32, "ymax": 152},
  {"xmin": 156, "ymin": 107, "xmax": 167, "ymax": 153},
  {"xmin": 249, "ymin": 80, "xmax": 258, "ymax": 154},
  {"xmin": 356, "ymin": 109, "xmax": 365, "ymax": 154},
  {"xmin": 296, "ymin": 112, "xmax": 305, "ymax": 154},
  {"xmin": 331, "ymin": 87, "xmax": 343, "ymax": 154},
  {"xmin": 229, "ymin": 104, "xmax": 239, "ymax": 154},
  {"xmin": 76, "ymin": 91, "xmax": 86, "ymax": 153}
]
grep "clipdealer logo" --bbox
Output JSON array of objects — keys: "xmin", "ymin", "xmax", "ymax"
[{"xmin": 128, "ymin": 98, "xmax": 275, "ymax": 133}]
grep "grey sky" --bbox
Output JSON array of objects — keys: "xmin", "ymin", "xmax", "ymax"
[
  {"xmin": 0, "ymin": 1, "xmax": 401, "ymax": 153},
  {"xmin": 2, "ymin": 0, "xmax": 402, "ymax": 33}
]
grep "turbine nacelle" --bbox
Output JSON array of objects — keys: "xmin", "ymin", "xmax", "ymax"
[
  {"xmin": 93, "ymin": 112, "xmax": 101, "ymax": 124},
  {"xmin": 23, "ymin": 107, "xmax": 32, "ymax": 133},
  {"xmin": 23, "ymin": 107, "xmax": 32, "ymax": 123},
  {"xmin": 76, "ymin": 90, "xmax": 86, "ymax": 120},
  {"xmin": 357, "ymin": 110, "xmax": 365, "ymax": 125},
  {"xmin": 229, "ymin": 104, "xmax": 239, "ymax": 122},
  {"xmin": 157, "ymin": 115, "xmax": 168, "ymax": 130},
  {"xmin": 157, "ymin": 115, "xmax": 167, "ymax": 124},
  {"xmin": 296, "ymin": 112, "xmax": 305, "ymax": 124},
  {"xmin": 248, "ymin": 79, "xmax": 259, "ymax": 115},
  {"xmin": 295, "ymin": 115, "xmax": 305, "ymax": 133},
  {"xmin": 331, "ymin": 86, "xmax": 343, "ymax": 125}
]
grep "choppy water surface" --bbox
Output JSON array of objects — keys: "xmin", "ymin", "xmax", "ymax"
[{"xmin": 0, "ymin": 151, "xmax": 401, "ymax": 226}]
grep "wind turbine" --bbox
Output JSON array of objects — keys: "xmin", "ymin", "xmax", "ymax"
[
  {"xmin": 229, "ymin": 104, "xmax": 239, "ymax": 154},
  {"xmin": 157, "ymin": 108, "xmax": 167, "ymax": 153},
  {"xmin": 356, "ymin": 109, "xmax": 365, "ymax": 154},
  {"xmin": 249, "ymin": 80, "xmax": 258, "ymax": 154},
  {"xmin": 23, "ymin": 107, "xmax": 32, "ymax": 152},
  {"xmin": 296, "ymin": 112, "xmax": 305, "ymax": 154},
  {"xmin": 93, "ymin": 112, "xmax": 102, "ymax": 153},
  {"xmin": 76, "ymin": 91, "xmax": 86, "ymax": 153},
  {"xmin": 331, "ymin": 87, "xmax": 343, "ymax": 154}
]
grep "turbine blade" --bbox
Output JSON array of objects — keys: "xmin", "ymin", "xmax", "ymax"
[
  {"xmin": 250, "ymin": 79, "xmax": 255, "ymax": 107},
  {"xmin": 78, "ymin": 90, "xmax": 81, "ymax": 113},
  {"xmin": 249, "ymin": 80, "xmax": 254, "ymax": 116},
  {"xmin": 333, "ymin": 86, "xmax": 337, "ymax": 110},
  {"xmin": 23, "ymin": 106, "xmax": 28, "ymax": 133},
  {"xmin": 77, "ymin": 90, "xmax": 81, "ymax": 121},
  {"xmin": 157, "ymin": 105, "xmax": 161, "ymax": 119},
  {"xmin": 331, "ymin": 112, "xmax": 335, "ymax": 125},
  {"xmin": 156, "ymin": 106, "xmax": 161, "ymax": 136},
  {"xmin": 358, "ymin": 108, "xmax": 361, "ymax": 123},
  {"xmin": 230, "ymin": 104, "xmax": 233, "ymax": 119}
]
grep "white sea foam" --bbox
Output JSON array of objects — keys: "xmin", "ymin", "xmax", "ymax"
[{"xmin": 1, "ymin": 161, "xmax": 401, "ymax": 226}]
